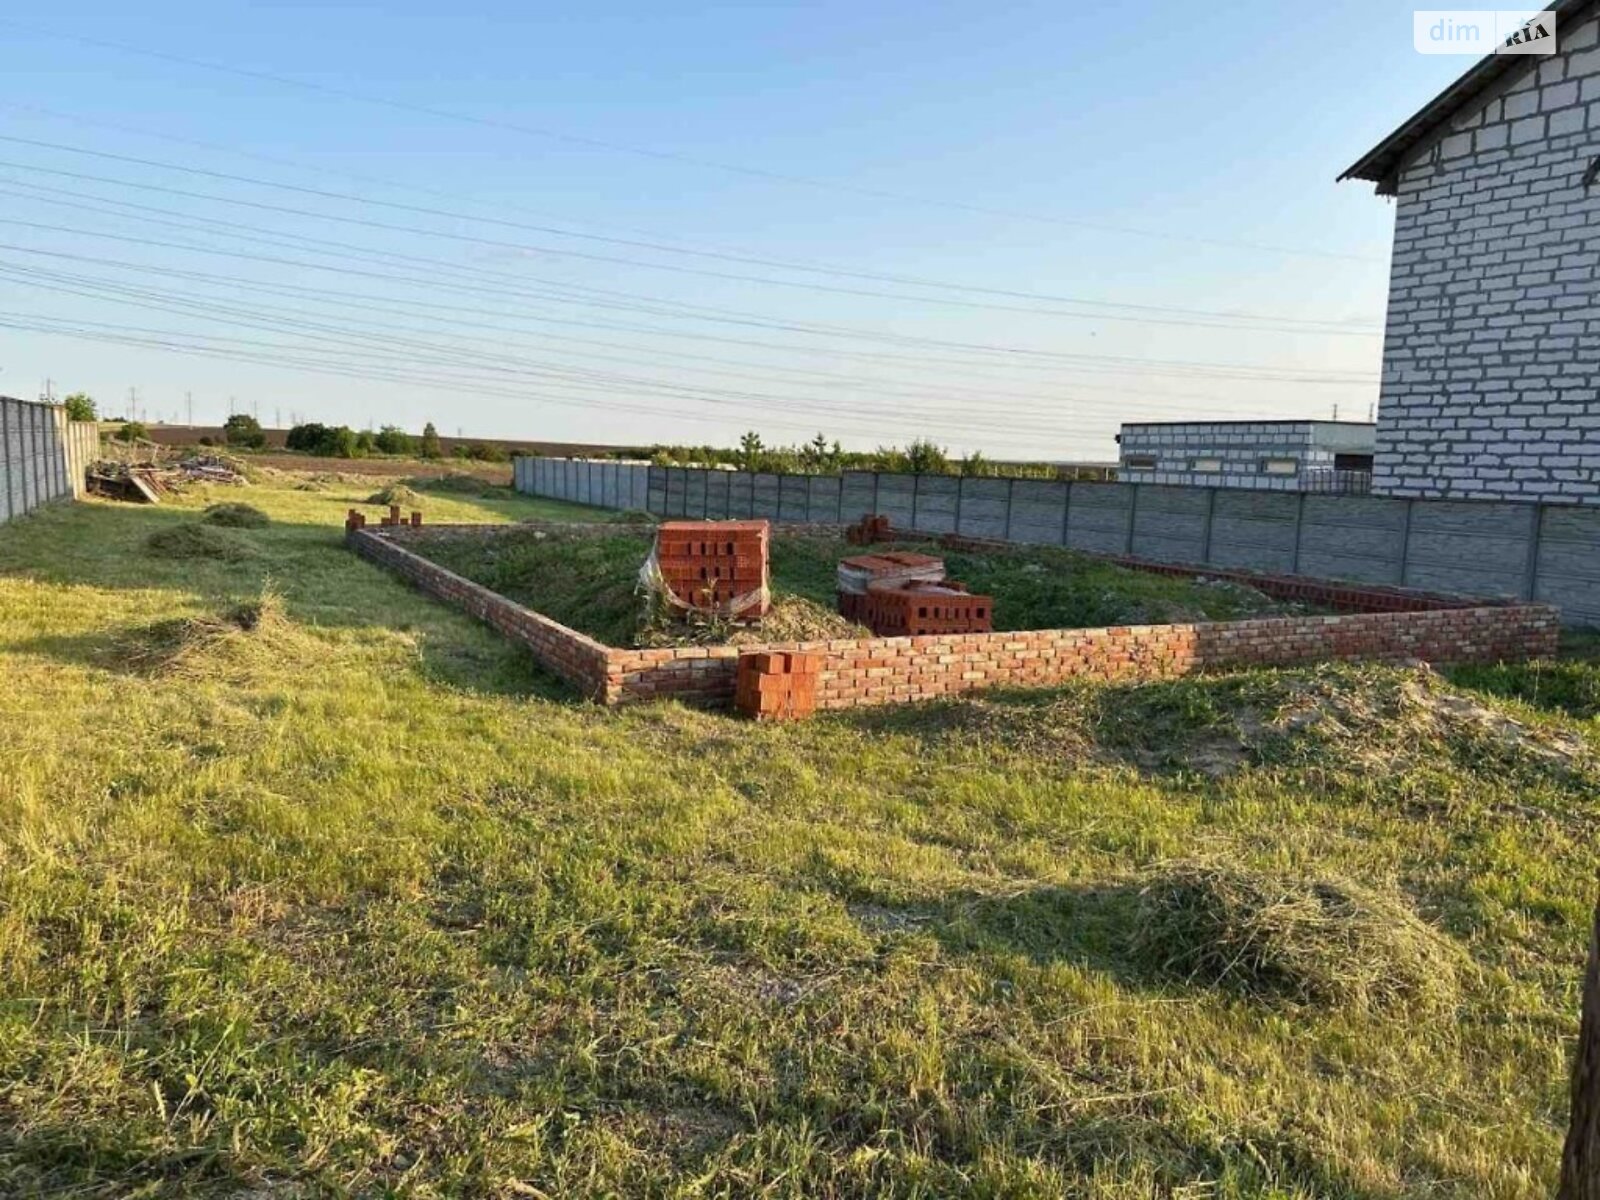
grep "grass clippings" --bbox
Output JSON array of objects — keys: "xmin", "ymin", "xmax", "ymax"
[
  {"xmin": 1133, "ymin": 861, "xmax": 1464, "ymax": 1012},
  {"xmin": 203, "ymin": 502, "xmax": 271, "ymax": 529},
  {"xmin": 144, "ymin": 521, "xmax": 257, "ymax": 562}
]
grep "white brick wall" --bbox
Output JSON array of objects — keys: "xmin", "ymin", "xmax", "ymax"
[{"xmin": 1375, "ymin": 10, "xmax": 1600, "ymax": 502}]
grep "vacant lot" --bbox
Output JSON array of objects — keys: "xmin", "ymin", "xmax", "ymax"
[
  {"xmin": 0, "ymin": 473, "xmax": 1595, "ymax": 1197},
  {"xmin": 417, "ymin": 526, "xmax": 1317, "ymax": 648}
]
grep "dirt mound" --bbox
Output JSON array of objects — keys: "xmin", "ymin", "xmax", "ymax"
[
  {"xmin": 1133, "ymin": 861, "xmax": 1463, "ymax": 1012},
  {"xmin": 145, "ymin": 523, "xmax": 257, "ymax": 562},
  {"xmin": 203, "ymin": 502, "xmax": 270, "ymax": 529}
]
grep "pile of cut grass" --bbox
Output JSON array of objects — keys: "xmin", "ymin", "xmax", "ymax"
[
  {"xmin": 202, "ymin": 501, "xmax": 270, "ymax": 528},
  {"xmin": 115, "ymin": 588, "xmax": 306, "ymax": 677},
  {"xmin": 1133, "ymin": 861, "xmax": 1464, "ymax": 1011},
  {"xmin": 367, "ymin": 482, "xmax": 425, "ymax": 509},
  {"xmin": 144, "ymin": 521, "xmax": 257, "ymax": 562}
]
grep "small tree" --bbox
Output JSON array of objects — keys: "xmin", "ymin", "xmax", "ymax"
[
  {"xmin": 959, "ymin": 450, "xmax": 989, "ymax": 477},
  {"xmin": 62, "ymin": 393, "xmax": 96, "ymax": 422},
  {"xmin": 223, "ymin": 413, "xmax": 266, "ymax": 449},
  {"xmin": 737, "ymin": 430, "xmax": 765, "ymax": 473},
  {"xmin": 905, "ymin": 438, "xmax": 950, "ymax": 475},
  {"xmin": 117, "ymin": 420, "xmax": 148, "ymax": 443},
  {"xmin": 419, "ymin": 422, "xmax": 442, "ymax": 459}
]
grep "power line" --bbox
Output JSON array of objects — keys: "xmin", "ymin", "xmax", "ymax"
[
  {"xmin": 1, "ymin": 264, "xmax": 1312, "ymax": 433},
  {"xmin": 0, "ymin": 139, "xmax": 1380, "ymax": 335},
  {"xmin": 0, "ymin": 216, "xmax": 1377, "ymax": 383},
  {"xmin": 0, "ymin": 19, "xmax": 1385, "ymax": 265}
]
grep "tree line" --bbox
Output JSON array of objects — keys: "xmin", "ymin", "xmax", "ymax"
[{"xmin": 635, "ymin": 431, "xmax": 1063, "ymax": 479}]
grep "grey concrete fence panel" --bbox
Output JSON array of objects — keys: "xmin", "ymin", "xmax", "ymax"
[
  {"xmin": 1065, "ymin": 483, "xmax": 1135, "ymax": 554},
  {"xmin": 513, "ymin": 457, "xmax": 1600, "ymax": 626}
]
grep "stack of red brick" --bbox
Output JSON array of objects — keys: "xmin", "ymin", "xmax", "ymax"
[
  {"xmin": 836, "ymin": 549, "xmax": 993, "ymax": 636},
  {"xmin": 735, "ymin": 650, "xmax": 821, "ymax": 720},
  {"xmin": 347, "ymin": 506, "xmax": 421, "ymax": 532},
  {"xmin": 836, "ymin": 551, "xmax": 946, "ymax": 623},
  {"xmin": 653, "ymin": 519, "xmax": 771, "ymax": 617},
  {"xmin": 845, "ymin": 513, "xmax": 894, "ymax": 545},
  {"xmin": 865, "ymin": 581, "xmax": 993, "ymax": 636}
]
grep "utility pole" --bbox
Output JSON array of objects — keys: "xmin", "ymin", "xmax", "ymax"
[{"xmin": 186, "ymin": 391, "xmax": 193, "ymax": 426}]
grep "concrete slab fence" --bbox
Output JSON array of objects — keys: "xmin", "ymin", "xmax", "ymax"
[
  {"xmin": 0, "ymin": 397, "xmax": 96, "ymax": 524},
  {"xmin": 515, "ymin": 457, "xmax": 1600, "ymax": 627}
]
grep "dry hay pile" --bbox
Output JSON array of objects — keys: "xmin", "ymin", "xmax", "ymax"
[
  {"xmin": 1133, "ymin": 860, "xmax": 1464, "ymax": 1012},
  {"xmin": 115, "ymin": 589, "xmax": 311, "ymax": 679},
  {"xmin": 366, "ymin": 483, "xmax": 424, "ymax": 508},
  {"xmin": 202, "ymin": 502, "xmax": 270, "ymax": 529},
  {"xmin": 145, "ymin": 522, "xmax": 257, "ymax": 563}
]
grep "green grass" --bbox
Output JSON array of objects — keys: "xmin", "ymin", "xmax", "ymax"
[
  {"xmin": 416, "ymin": 528, "xmax": 1319, "ymax": 647},
  {"xmin": 0, "ymin": 474, "xmax": 1594, "ymax": 1197}
]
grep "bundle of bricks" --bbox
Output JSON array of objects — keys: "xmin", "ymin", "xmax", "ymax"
[
  {"xmin": 864, "ymin": 580, "xmax": 993, "ymax": 636},
  {"xmin": 347, "ymin": 506, "xmax": 421, "ymax": 532},
  {"xmin": 836, "ymin": 550, "xmax": 994, "ymax": 636},
  {"xmin": 652, "ymin": 519, "xmax": 771, "ymax": 619},
  {"xmin": 844, "ymin": 513, "xmax": 894, "ymax": 545},
  {"xmin": 734, "ymin": 650, "xmax": 821, "ymax": 720},
  {"xmin": 836, "ymin": 551, "xmax": 947, "ymax": 624}
]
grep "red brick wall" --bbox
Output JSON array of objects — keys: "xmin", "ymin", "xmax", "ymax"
[
  {"xmin": 348, "ymin": 527, "xmax": 612, "ymax": 698},
  {"xmin": 352, "ymin": 525, "xmax": 1561, "ymax": 713}
]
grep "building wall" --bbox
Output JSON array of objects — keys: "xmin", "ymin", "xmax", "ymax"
[
  {"xmin": 1117, "ymin": 422, "xmax": 1373, "ymax": 490},
  {"xmin": 1376, "ymin": 7, "xmax": 1600, "ymax": 501}
]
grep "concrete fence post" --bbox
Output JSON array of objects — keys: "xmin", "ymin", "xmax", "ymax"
[
  {"xmin": 1, "ymin": 399, "xmax": 13, "ymax": 522},
  {"xmin": 18, "ymin": 401, "xmax": 31, "ymax": 512},
  {"xmin": 1059, "ymin": 481, "xmax": 1073, "ymax": 547},
  {"xmin": 871, "ymin": 471, "xmax": 880, "ymax": 519},
  {"xmin": 1398, "ymin": 497, "xmax": 1415, "ymax": 587},
  {"xmin": 1003, "ymin": 477, "xmax": 1015, "ymax": 541},
  {"xmin": 954, "ymin": 476, "xmax": 965, "ymax": 535},
  {"xmin": 911, "ymin": 473, "xmax": 921, "ymax": 532},
  {"xmin": 1524, "ymin": 502, "xmax": 1546, "ymax": 601},
  {"xmin": 1125, "ymin": 484, "xmax": 1139, "ymax": 555},
  {"xmin": 1291, "ymin": 491, "xmax": 1307, "ymax": 575},
  {"xmin": 1201, "ymin": 486, "xmax": 1217, "ymax": 564}
]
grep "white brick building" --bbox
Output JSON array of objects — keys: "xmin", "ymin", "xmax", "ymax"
[
  {"xmin": 1117, "ymin": 420, "xmax": 1375, "ymax": 490},
  {"xmin": 1343, "ymin": 0, "xmax": 1600, "ymax": 502}
]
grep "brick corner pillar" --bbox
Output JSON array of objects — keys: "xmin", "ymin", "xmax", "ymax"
[{"xmin": 1561, "ymin": 883, "xmax": 1600, "ymax": 1200}]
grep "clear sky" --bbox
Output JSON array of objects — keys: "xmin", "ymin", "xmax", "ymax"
[{"xmin": 0, "ymin": 2, "xmax": 1477, "ymax": 460}]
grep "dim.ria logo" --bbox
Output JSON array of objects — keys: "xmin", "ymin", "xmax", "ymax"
[{"xmin": 1413, "ymin": 9, "xmax": 1558, "ymax": 54}]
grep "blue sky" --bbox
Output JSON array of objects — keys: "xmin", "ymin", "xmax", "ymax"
[{"xmin": 0, "ymin": 1, "xmax": 1478, "ymax": 459}]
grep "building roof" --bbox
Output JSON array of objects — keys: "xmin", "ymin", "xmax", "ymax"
[{"xmin": 1339, "ymin": 0, "xmax": 1594, "ymax": 194}]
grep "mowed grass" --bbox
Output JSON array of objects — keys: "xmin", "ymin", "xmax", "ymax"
[
  {"xmin": 417, "ymin": 526, "xmax": 1315, "ymax": 647},
  {"xmin": 0, "ymin": 473, "xmax": 1595, "ymax": 1197}
]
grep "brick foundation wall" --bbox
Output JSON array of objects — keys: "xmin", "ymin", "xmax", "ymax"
[
  {"xmin": 351, "ymin": 524, "xmax": 1561, "ymax": 712},
  {"xmin": 348, "ymin": 526, "xmax": 612, "ymax": 698}
]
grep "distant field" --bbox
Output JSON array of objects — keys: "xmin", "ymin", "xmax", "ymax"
[
  {"xmin": 248, "ymin": 451, "xmax": 514, "ymax": 483},
  {"xmin": 0, "ymin": 466, "xmax": 1595, "ymax": 1197}
]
